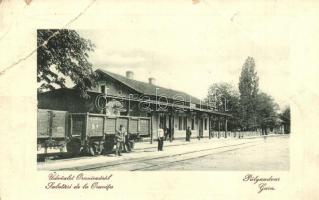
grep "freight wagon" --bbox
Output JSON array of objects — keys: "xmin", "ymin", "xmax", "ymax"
[{"xmin": 37, "ymin": 109, "xmax": 151, "ymax": 156}]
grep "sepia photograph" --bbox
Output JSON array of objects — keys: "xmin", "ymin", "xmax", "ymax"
[
  {"xmin": 4, "ymin": 0, "xmax": 319, "ymax": 199},
  {"xmin": 36, "ymin": 28, "xmax": 290, "ymax": 171}
]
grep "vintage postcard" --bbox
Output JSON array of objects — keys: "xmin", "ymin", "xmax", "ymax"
[{"xmin": 0, "ymin": 0, "xmax": 318, "ymax": 200}]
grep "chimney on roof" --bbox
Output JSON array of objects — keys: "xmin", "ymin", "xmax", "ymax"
[
  {"xmin": 126, "ymin": 71, "xmax": 134, "ymax": 79},
  {"xmin": 148, "ymin": 77, "xmax": 156, "ymax": 85}
]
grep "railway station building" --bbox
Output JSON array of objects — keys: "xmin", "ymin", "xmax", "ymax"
[{"xmin": 38, "ymin": 69, "xmax": 231, "ymax": 142}]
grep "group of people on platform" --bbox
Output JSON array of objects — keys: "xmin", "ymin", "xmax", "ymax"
[
  {"xmin": 157, "ymin": 126, "xmax": 193, "ymax": 151},
  {"xmin": 163, "ymin": 126, "xmax": 173, "ymax": 142},
  {"xmin": 114, "ymin": 125, "xmax": 132, "ymax": 156},
  {"xmin": 157, "ymin": 126, "xmax": 174, "ymax": 151},
  {"xmin": 114, "ymin": 124, "xmax": 194, "ymax": 155}
]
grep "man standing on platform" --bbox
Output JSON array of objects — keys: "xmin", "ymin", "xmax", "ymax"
[
  {"xmin": 123, "ymin": 126, "xmax": 131, "ymax": 152},
  {"xmin": 115, "ymin": 125, "xmax": 125, "ymax": 156},
  {"xmin": 157, "ymin": 126, "xmax": 164, "ymax": 151},
  {"xmin": 186, "ymin": 126, "xmax": 192, "ymax": 142}
]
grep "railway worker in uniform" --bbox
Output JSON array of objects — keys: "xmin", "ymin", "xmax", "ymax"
[
  {"xmin": 120, "ymin": 126, "xmax": 127, "ymax": 152},
  {"xmin": 122, "ymin": 126, "xmax": 131, "ymax": 152},
  {"xmin": 186, "ymin": 126, "xmax": 192, "ymax": 142},
  {"xmin": 115, "ymin": 125, "xmax": 125, "ymax": 156},
  {"xmin": 170, "ymin": 127, "xmax": 174, "ymax": 142},
  {"xmin": 166, "ymin": 125, "xmax": 172, "ymax": 142},
  {"xmin": 167, "ymin": 126, "xmax": 173, "ymax": 142},
  {"xmin": 157, "ymin": 126, "xmax": 164, "ymax": 151},
  {"xmin": 164, "ymin": 125, "xmax": 168, "ymax": 141}
]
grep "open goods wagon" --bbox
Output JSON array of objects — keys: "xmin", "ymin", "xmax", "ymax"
[{"xmin": 37, "ymin": 109, "xmax": 151, "ymax": 156}]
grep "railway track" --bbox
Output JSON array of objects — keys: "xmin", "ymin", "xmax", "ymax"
[
  {"xmin": 38, "ymin": 135, "xmax": 286, "ymax": 164},
  {"xmin": 131, "ymin": 144, "xmax": 259, "ymax": 171},
  {"xmin": 38, "ymin": 138, "xmax": 213, "ymax": 163},
  {"xmin": 58, "ymin": 139, "xmax": 263, "ymax": 171}
]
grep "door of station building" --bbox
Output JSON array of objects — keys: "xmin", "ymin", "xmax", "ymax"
[
  {"xmin": 168, "ymin": 115, "xmax": 174, "ymax": 138},
  {"xmin": 199, "ymin": 118, "xmax": 203, "ymax": 138}
]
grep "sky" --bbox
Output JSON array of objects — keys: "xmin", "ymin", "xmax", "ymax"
[{"xmin": 77, "ymin": 1, "xmax": 291, "ymax": 110}]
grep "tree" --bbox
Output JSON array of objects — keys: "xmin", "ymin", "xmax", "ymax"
[
  {"xmin": 256, "ymin": 92, "xmax": 280, "ymax": 134},
  {"xmin": 238, "ymin": 56, "xmax": 259, "ymax": 130},
  {"xmin": 206, "ymin": 82, "xmax": 241, "ymax": 130},
  {"xmin": 280, "ymin": 106, "xmax": 291, "ymax": 134},
  {"xmin": 37, "ymin": 29, "xmax": 97, "ymax": 97}
]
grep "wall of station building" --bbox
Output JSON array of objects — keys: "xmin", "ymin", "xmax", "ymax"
[
  {"xmin": 151, "ymin": 112, "xmax": 211, "ymax": 140},
  {"xmin": 92, "ymin": 79, "xmax": 227, "ymax": 140}
]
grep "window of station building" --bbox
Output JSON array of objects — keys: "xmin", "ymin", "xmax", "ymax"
[
  {"xmin": 100, "ymin": 85, "xmax": 106, "ymax": 94},
  {"xmin": 178, "ymin": 116, "xmax": 183, "ymax": 130},
  {"xmin": 204, "ymin": 118, "xmax": 208, "ymax": 130},
  {"xmin": 191, "ymin": 117, "xmax": 195, "ymax": 130},
  {"xmin": 183, "ymin": 116, "xmax": 187, "ymax": 130}
]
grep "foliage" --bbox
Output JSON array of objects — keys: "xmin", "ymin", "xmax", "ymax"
[
  {"xmin": 206, "ymin": 82, "xmax": 241, "ymax": 130},
  {"xmin": 280, "ymin": 106, "xmax": 291, "ymax": 133},
  {"xmin": 280, "ymin": 106, "xmax": 290, "ymax": 123},
  {"xmin": 238, "ymin": 56, "xmax": 259, "ymax": 130},
  {"xmin": 256, "ymin": 92, "xmax": 280, "ymax": 132},
  {"xmin": 206, "ymin": 56, "xmax": 282, "ymax": 132},
  {"xmin": 37, "ymin": 29, "xmax": 97, "ymax": 97}
]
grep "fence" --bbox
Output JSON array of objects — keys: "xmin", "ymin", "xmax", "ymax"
[{"xmin": 210, "ymin": 130, "xmax": 285, "ymax": 139}]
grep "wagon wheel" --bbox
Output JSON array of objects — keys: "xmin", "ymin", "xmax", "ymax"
[
  {"xmin": 130, "ymin": 140, "xmax": 135, "ymax": 150},
  {"xmin": 86, "ymin": 144, "xmax": 96, "ymax": 156},
  {"xmin": 103, "ymin": 136, "xmax": 115, "ymax": 153},
  {"xmin": 66, "ymin": 138, "xmax": 81, "ymax": 157}
]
